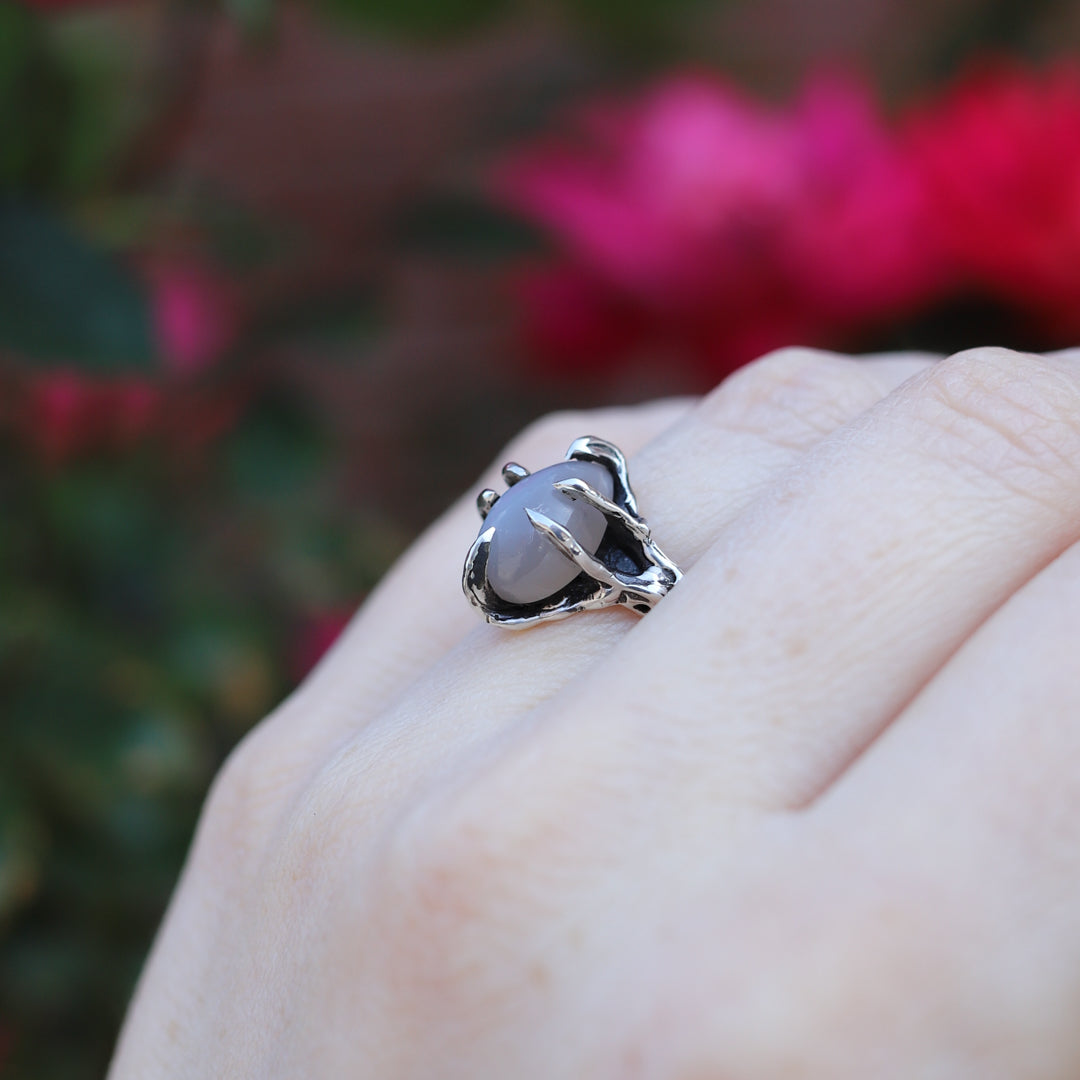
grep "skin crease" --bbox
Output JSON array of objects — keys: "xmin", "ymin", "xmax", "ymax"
[{"xmin": 109, "ymin": 345, "xmax": 1080, "ymax": 1079}]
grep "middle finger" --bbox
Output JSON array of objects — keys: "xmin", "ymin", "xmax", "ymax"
[{"xmin": 566, "ymin": 347, "xmax": 1080, "ymax": 812}]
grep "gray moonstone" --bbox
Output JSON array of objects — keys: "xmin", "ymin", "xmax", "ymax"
[{"xmin": 485, "ymin": 460, "xmax": 614, "ymax": 605}]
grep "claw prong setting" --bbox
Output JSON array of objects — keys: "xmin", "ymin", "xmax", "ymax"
[
  {"xmin": 463, "ymin": 437, "xmax": 681, "ymax": 628},
  {"xmin": 502, "ymin": 462, "xmax": 530, "ymax": 486}
]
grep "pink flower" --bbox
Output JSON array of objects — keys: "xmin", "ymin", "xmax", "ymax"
[
  {"xmin": 150, "ymin": 263, "xmax": 239, "ymax": 377},
  {"xmin": 783, "ymin": 76, "xmax": 950, "ymax": 324},
  {"xmin": 909, "ymin": 61, "xmax": 1080, "ymax": 334},
  {"xmin": 494, "ymin": 72, "xmax": 945, "ymax": 381}
]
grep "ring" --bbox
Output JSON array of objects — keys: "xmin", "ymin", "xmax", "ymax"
[{"xmin": 462, "ymin": 436, "xmax": 683, "ymax": 628}]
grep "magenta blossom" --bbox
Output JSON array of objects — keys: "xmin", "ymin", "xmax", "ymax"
[
  {"xmin": 495, "ymin": 73, "xmax": 945, "ymax": 381},
  {"xmin": 910, "ymin": 60, "xmax": 1080, "ymax": 336},
  {"xmin": 782, "ymin": 76, "xmax": 950, "ymax": 324},
  {"xmin": 151, "ymin": 262, "xmax": 239, "ymax": 377}
]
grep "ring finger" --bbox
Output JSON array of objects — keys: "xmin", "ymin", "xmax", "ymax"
[{"xmin": 310, "ymin": 348, "xmax": 938, "ymax": 801}]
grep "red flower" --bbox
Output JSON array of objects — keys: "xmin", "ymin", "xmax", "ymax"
[
  {"xmin": 6, "ymin": 256, "xmax": 250, "ymax": 463},
  {"xmin": 495, "ymin": 73, "xmax": 945, "ymax": 382},
  {"xmin": 15, "ymin": 368, "xmax": 247, "ymax": 465},
  {"xmin": 910, "ymin": 60, "xmax": 1080, "ymax": 334},
  {"xmin": 21, "ymin": 370, "xmax": 162, "ymax": 463}
]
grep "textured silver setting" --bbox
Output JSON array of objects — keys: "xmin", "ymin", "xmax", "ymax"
[{"xmin": 463, "ymin": 436, "xmax": 682, "ymax": 628}]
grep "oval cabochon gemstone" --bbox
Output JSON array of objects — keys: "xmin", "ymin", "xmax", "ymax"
[{"xmin": 485, "ymin": 460, "xmax": 615, "ymax": 605}]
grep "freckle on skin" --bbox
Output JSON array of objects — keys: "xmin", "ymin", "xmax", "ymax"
[
  {"xmin": 167, "ymin": 1019, "xmax": 180, "ymax": 1044},
  {"xmin": 785, "ymin": 636, "xmax": 808, "ymax": 657},
  {"xmin": 530, "ymin": 962, "xmax": 549, "ymax": 988}
]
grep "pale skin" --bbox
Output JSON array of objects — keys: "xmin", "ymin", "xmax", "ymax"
[{"xmin": 110, "ymin": 345, "xmax": 1080, "ymax": 1079}]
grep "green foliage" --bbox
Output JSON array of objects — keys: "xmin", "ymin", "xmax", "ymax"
[
  {"xmin": 0, "ymin": 200, "xmax": 154, "ymax": 369},
  {"xmin": 0, "ymin": 387, "xmax": 402, "ymax": 1080},
  {"xmin": 0, "ymin": 2, "xmax": 68, "ymax": 192},
  {"xmin": 46, "ymin": 10, "xmax": 158, "ymax": 192},
  {"xmin": 0, "ymin": 2, "xmax": 150, "ymax": 197},
  {"xmin": 0, "ymin": 2, "xmax": 157, "ymax": 369}
]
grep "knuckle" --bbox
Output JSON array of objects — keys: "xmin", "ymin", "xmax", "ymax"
[
  {"xmin": 722, "ymin": 866, "xmax": 962, "ymax": 1074},
  {"xmin": 193, "ymin": 722, "xmax": 287, "ymax": 866},
  {"xmin": 364, "ymin": 791, "xmax": 526, "ymax": 1001},
  {"xmin": 195, "ymin": 702, "xmax": 315, "ymax": 866},
  {"xmin": 703, "ymin": 347, "xmax": 879, "ymax": 447},
  {"xmin": 384, "ymin": 792, "xmax": 518, "ymax": 930},
  {"xmin": 913, "ymin": 347, "xmax": 1080, "ymax": 494}
]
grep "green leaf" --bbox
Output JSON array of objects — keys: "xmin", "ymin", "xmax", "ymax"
[
  {"xmin": 0, "ymin": 1, "xmax": 67, "ymax": 191},
  {"xmin": 46, "ymin": 9, "xmax": 159, "ymax": 192},
  {"xmin": 0, "ymin": 199, "xmax": 154, "ymax": 369},
  {"xmin": 0, "ymin": 3, "xmax": 34, "ymax": 104}
]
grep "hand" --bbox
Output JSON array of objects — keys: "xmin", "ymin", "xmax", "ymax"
[{"xmin": 109, "ymin": 346, "xmax": 1080, "ymax": 1079}]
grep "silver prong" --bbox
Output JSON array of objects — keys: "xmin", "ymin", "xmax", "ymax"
[
  {"xmin": 566, "ymin": 436, "xmax": 638, "ymax": 517},
  {"xmin": 524, "ymin": 508, "xmax": 619, "ymax": 587},
  {"xmin": 502, "ymin": 462, "xmax": 529, "ymax": 486},
  {"xmin": 553, "ymin": 478, "xmax": 651, "ymax": 541},
  {"xmin": 477, "ymin": 489, "xmax": 499, "ymax": 519}
]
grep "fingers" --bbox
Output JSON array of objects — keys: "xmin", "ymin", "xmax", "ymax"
[
  {"xmin": 823, "ymin": 533, "xmax": 1080, "ymax": 888},
  {"xmin": 404, "ymin": 349, "xmax": 938, "ymax": 711},
  {"xmin": 303, "ymin": 349, "xmax": 937, "ymax": 741},
  {"xmin": 287, "ymin": 351, "xmax": 938, "ymax": 819},
  {"xmin": 303, "ymin": 398, "xmax": 692, "ymax": 708},
  {"xmin": 229, "ymin": 398, "xmax": 693, "ymax": 799},
  {"xmin": 623, "ymin": 349, "xmax": 939, "ymax": 569},
  {"xmin": 560, "ymin": 347, "xmax": 1080, "ymax": 812},
  {"xmin": 809, "ymin": 539, "xmax": 1080, "ymax": 1059},
  {"xmin": 284, "ymin": 349, "xmax": 937, "ymax": 850}
]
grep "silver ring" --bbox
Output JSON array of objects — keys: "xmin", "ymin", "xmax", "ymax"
[{"xmin": 463, "ymin": 436, "xmax": 682, "ymax": 628}]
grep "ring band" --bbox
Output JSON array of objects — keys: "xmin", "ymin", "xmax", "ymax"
[{"xmin": 463, "ymin": 436, "xmax": 682, "ymax": 628}]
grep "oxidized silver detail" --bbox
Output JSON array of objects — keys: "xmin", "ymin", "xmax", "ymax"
[{"xmin": 463, "ymin": 436, "xmax": 682, "ymax": 628}]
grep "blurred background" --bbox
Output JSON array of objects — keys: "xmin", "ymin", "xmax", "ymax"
[{"xmin": 3, "ymin": 0, "xmax": 1080, "ymax": 1075}]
